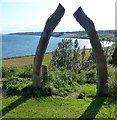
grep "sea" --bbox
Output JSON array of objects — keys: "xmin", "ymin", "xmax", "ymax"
[{"xmin": 1, "ymin": 34, "xmax": 114, "ymax": 59}]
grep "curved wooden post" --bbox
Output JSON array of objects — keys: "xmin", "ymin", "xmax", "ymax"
[
  {"xmin": 74, "ymin": 7, "xmax": 108, "ymax": 97},
  {"xmin": 32, "ymin": 4, "xmax": 65, "ymax": 88}
]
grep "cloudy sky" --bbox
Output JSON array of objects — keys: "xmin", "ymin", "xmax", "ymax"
[{"xmin": 0, "ymin": 0, "xmax": 116, "ymax": 33}]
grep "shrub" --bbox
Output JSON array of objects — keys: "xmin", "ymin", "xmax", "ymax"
[
  {"xmin": 2, "ymin": 66, "xmax": 17, "ymax": 78},
  {"xmin": 40, "ymin": 68, "xmax": 79, "ymax": 96},
  {"xmin": 111, "ymin": 45, "xmax": 117, "ymax": 67},
  {"xmin": 77, "ymin": 64, "xmax": 97, "ymax": 84},
  {"xmin": 108, "ymin": 79, "xmax": 117, "ymax": 98},
  {"xmin": 41, "ymin": 66, "xmax": 97, "ymax": 96},
  {"xmin": 17, "ymin": 65, "xmax": 32, "ymax": 78},
  {"xmin": 78, "ymin": 84, "xmax": 96, "ymax": 98},
  {"xmin": 2, "ymin": 76, "xmax": 32, "ymax": 90},
  {"xmin": 108, "ymin": 66, "xmax": 117, "ymax": 98}
]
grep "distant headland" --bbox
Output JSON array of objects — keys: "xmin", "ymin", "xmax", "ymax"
[{"xmin": 9, "ymin": 30, "xmax": 116, "ymax": 41}]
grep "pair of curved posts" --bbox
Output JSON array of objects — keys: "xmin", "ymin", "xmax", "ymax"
[{"xmin": 33, "ymin": 4, "xmax": 108, "ymax": 97}]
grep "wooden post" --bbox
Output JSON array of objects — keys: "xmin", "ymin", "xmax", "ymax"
[
  {"xmin": 41, "ymin": 65, "xmax": 48, "ymax": 82},
  {"xmin": 32, "ymin": 4, "xmax": 65, "ymax": 88},
  {"xmin": 74, "ymin": 7, "xmax": 108, "ymax": 97}
]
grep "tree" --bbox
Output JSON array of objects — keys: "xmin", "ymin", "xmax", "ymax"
[
  {"xmin": 74, "ymin": 7, "xmax": 108, "ymax": 97},
  {"xmin": 51, "ymin": 39, "xmax": 88, "ymax": 73}
]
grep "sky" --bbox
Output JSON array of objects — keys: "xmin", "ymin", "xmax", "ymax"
[{"xmin": 0, "ymin": 0, "xmax": 116, "ymax": 33}]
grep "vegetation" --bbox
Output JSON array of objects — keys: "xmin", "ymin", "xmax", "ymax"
[
  {"xmin": 111, "ymin": 45, "xmax": 117, "ymax": 67},
  {"xmin": 51, "ymin": 39, "xmax": 95, "ymax": 73},
  {"xmin": 1, "ymin": 38, "xmax": 117, "ymax": 119},
  {"xmin": 1, "ymin": 53, "xmax": 52, "ymax": 67}
]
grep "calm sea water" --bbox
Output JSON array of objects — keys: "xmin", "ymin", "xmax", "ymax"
[{"xmin": 1, "ymin": 34, "xmax": 113, "ymax": 59}]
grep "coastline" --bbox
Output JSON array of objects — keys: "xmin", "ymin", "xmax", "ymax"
[
  {"xmin": 8, "ymin": 30, "xmax": 116, "ymax": 40},
  {"xmin": 1, "ymin": 55, "xmax": 35, "ymax": 60},
  {"xmin": 2, "ymin": 30, "xmax": 116, "ymax": 60},
  {"xmin": 8, "ymin": 33, "xmax": 89, "ymax": 39}
]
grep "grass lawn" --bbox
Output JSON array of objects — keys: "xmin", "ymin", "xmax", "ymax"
[{"xmin": 1, "ymin": 96, "xmax": 116, "ymax": 119}]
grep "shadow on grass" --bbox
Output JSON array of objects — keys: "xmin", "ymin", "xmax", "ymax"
[
  {"xmin": 78, "ymin": 97, "xmax": 107, "ymax": 120},
  {"xmin": 1, "ymin": 96, "xmax": 31, "ymax": 117},
  {"xmin": 1, "ymin": 85, "xmax": 45, "ymax": 117}
]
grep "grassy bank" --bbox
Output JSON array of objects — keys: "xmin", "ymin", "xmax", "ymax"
[
  {"xmin": 1, "ymin": 49, "xmax": 91, "ymax": 68},
  {"xmin": 1, "ymin": 53, "xmax": 52, "ymax": 67}
]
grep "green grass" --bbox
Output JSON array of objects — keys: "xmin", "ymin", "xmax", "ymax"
[
  {"xmin": 1, "ymin": 81, "xmax": 116, "ymax": 119},
  {"xmin": 1, "ymin": 96, "xmax": 116, "ymax": 118},
  {"xmin": 1, "ymin": 53, "xmax": 52, "ymax": 67}
]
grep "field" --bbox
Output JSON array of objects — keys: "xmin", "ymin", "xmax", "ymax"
[
  {"xmin": 1, "ymin": 53, "xmax": 52, "ymax": 67},
  {"xmin": 1, "ymin": 40, "xmax": 117, "ymax": 119}
]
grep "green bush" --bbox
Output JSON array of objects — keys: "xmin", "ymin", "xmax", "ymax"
[
  {"xmin": 2, "ymin": 65, "xmax": 33, "ymax": 96},
  {"xmin": 78, "ymin": 84, "xmax": 96, "ymax": 98},
  {"xmin": 1, "ymin": 65, "xmax": 32, "ymax": 78},
  {"xmin": 47, "ymin": 68, "xmax": 78, "ymax": 87},
  {"xmin": 2, "ymin": 66, "xmax": 17, "ymax": 78},
  {"xmin": 108, "ymin": 79, "xmax": 117, "ymax": 98},
  {"xmin": 111, "ymin": 45, "xmax": 117, "ymax": 67},
  {"xmin": 77, "ymin": 64, "xmax": 97, "ymax": 84},
  {"xmin": 108, "ymin": 66, "xmax": 117, "ymax": 98},
  {"xmin": 41, "ymin": 66, "xmax": 97, "ymax": 96},
  {"xmin": 16, "ymin": 65, "xmax": 32, "ymax": 78},
  {"xmin": 2, "ymin": 76, "xmax": 32, "ymax": 96},
  {"xmin": 40, "ymin": 68, "xmax": 79, "ymax": 96},
  {"xmin": 2, "ymin": 76, "xmax": 32, "ymax": 90}
]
